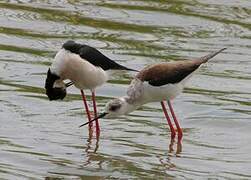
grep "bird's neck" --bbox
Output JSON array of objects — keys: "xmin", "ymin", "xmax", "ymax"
[
  {"xmin": 122, "ymin": 96, "xmax": 141, "ymax": 114},
  {"xmin": 45, "ymin": 69, "xmax": 61, "ymax": 90}
]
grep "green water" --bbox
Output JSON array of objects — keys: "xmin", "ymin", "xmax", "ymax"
[{"xmin": 0, "ymin": 0, "xmax": 251, "ymax": 179}]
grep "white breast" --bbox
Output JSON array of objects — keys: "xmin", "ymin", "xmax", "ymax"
[{"xmin": 50, "ymin": 49, "xmax": 108, "ymax": 90}]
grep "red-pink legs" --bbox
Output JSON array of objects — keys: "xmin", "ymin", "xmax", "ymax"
[
  {"xmin": 81, "ymin": 90, "xmax": 92, "ymax": 128},
  {"xmin": 161, "ymin": 101, "xmax": 176, "ymax": 139},
  {"xmin": 167, "ymin": 100, "xmax": 183, "ymax": 141},
  {"xmin": 91, "ymin": 90, "xmax": 100, "ymax": 135}
]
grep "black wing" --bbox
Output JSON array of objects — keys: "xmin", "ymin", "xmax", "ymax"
[{"xmin": 63, "ymin": 40, "xmax": 136, "ymax": 71}]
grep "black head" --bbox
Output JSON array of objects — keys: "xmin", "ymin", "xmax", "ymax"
[
  {"xmin": 62, "ymin": 40, "xmax": 82, "ymax": 54},
  {"xmin": 45, "ymin": 69, "xmax": 66, "ymax": 100},
  {"xmin": 46, "ymin": 87, "xmax": 66, "ymax": 100}
]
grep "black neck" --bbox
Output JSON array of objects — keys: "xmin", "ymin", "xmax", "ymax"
[{"xmin": 45, "ymin": 69, "xmax": 60, "ymax": 90}]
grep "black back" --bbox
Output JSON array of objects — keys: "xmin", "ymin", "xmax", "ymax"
[{"xmin": 62, "ymin": 40, "xmax": 136, "ymax": 71}]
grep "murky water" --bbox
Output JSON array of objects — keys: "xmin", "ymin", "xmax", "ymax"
[{"xmin": 0, "ymin": 0, "xmax": 251, "ymax": 179}]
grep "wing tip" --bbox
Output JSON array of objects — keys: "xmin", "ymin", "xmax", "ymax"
[{"xmin": 200, "ymin": 47, "xmax": 227, "ymax": 63}]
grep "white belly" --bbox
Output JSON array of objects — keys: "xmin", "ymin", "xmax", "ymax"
[
  {"xmin": 70, "ymin": 64, "xmax": 108, "ymax": 90},
  {"xmin": 140, "ymin": 82, "xmax": 185, "ymax": 103},
  {"xmin": 50, "ymin": 49, "xmax": 108, "ymax": 90}
]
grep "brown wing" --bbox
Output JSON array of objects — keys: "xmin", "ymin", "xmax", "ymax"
[
  {"xmin": 136, "ymin": 60, "xmax": 202, "ymax": 86},
  {"xmin": 136, "ymin": 48, "xmax": 226, "ymax": 86}
]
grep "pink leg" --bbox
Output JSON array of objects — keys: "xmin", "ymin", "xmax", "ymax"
[
  {"xmin": 167, "ymin": 100, "xmax": 183, "ymax": 141},
  {"xmin": 80, "ymin": 90, "xmax": 92, "ymax": 127},
  {"xmin": 91, "ymin": 90, "xmax": 100, "ymax": 134},
  {"xmin": 161, "ymin": 101, "xmax": 176, "ymax": 139}
]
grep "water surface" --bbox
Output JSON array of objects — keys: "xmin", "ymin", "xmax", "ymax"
[{"xmin": 0, "ymin": 0, "xmax": 251, "ymax": 179}]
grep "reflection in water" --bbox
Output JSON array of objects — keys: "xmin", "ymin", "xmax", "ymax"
[
  {"xmin": 86, "ymin": 127, "xmax": 100, "ymax": 154},
  {"xmin": 168, "ymin": 138, "xmax": 182, "ymax": 156},
  {"xmin": 158, "ymin": 138, "xmax": 183, "ymax": 170},
  {"xmin": 82, "ymin": 126, "xmax": 100, "ymax": 167}
]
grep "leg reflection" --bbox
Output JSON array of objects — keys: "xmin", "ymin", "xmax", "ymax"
[
  {"xmin": 168, "ymin": 138, "xmax": 175, "ymax": 154},
  {"xmin": 82, "ymin": 127, "xmax": 100, "ymax": 167},
  {"xmin": 168, "ymin": 138, "xmax": 183, "ymax": 155},
  {"xmin": 85, "ymin": 127, "xmax": 100, "ymax": 153},
  {"xmin": 158, "ymin": 138, "xmax": 183, "ymax": 170},
  {"xmin": 176, "ymin": 139, "xmax": 182, "ymax": 156}
]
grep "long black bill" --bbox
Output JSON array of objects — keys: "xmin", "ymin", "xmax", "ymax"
[
  {"xmin": 79, "ymin": 112, "xmax": 108, "ymax": 128},
  {"xmin": 65, "ymin": 81, "xmax": 74, "ymax": 87},
  {"xmin": 116, "ymin": 64, "xmax": 139, "ymax": 72}
]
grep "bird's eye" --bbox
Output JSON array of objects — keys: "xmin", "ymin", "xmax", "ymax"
[{"xmin": 110, "ymin": 104, "xmax": 120, "ymax": 111}]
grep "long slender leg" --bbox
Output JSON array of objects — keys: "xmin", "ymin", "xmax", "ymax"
[
  {"xmin": 91, "ymin": 90, "xmax": 100, "ymax": 134},
  {"xmin": 81, "ymin": 90, "xmax": 92, "ymax": 127},
  {"xmin": 161, "ymin": 101, "xmax": 176, "ymax": 139},
  {"xmin": 167, "ymin": 100, "xmax": 183, "ymax": 141}
]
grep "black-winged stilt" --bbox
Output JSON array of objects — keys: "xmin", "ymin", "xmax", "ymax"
[
  {"xmin": 45, "ymin": 40, "xmax": 136, "ymax": 134},
  {"xmin": 79, "ymin": 48, "xmax": 226, "ymax": 140}
]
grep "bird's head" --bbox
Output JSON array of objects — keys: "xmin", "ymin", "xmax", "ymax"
[
  {"xmin": 79, "ymin": 97, "xmax": 133, "ymax": 127},
  {"xmin": 45, "ymin": 68, "xmax": 72, "ymax": 100},
  {"xmin": 104, "ymin": 97, "xmax": 130, "ymax": 118},
  {"xmin": 46, "ymin": 87, "xmax": 66, "ymax": 101}
]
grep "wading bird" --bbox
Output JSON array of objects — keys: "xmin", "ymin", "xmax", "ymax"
[
  {"xmin": 80, "ymin": 48, "xmax": 226, "ymax": 140},
  {"xmin": 45, "ymin": 40, "xmax": 136, "ymax": 134}
]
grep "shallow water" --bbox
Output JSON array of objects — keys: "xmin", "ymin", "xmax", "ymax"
[{"xmin": 0, "ymin": 0, "xmax": 251, "ymax": 179}]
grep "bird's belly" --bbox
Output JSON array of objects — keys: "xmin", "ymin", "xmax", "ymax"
[
  {"xmin": 62, "ymin": 58, "xmax": 108, "ymax": 90},
  {"xmin": 72, "ymin": 68, "xmax": 108, "ymax": 90},
  {"xmin": 142, "ymin": 82, "xmax": 184, "ymax": 103}
]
